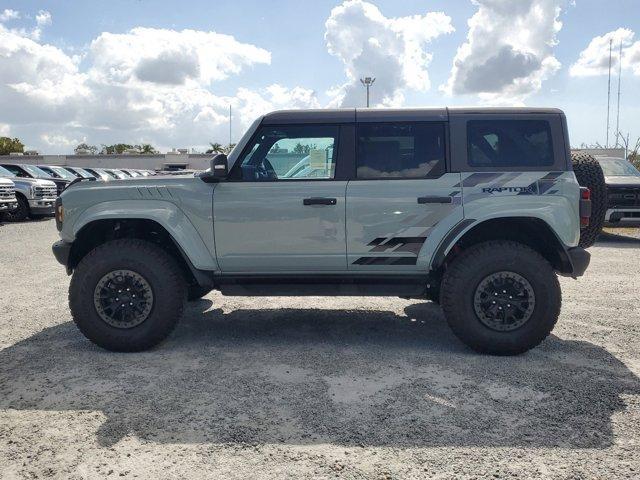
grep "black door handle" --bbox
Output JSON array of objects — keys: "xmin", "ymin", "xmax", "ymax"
[
  {"xmin": 417, "ymin": 196, "xmax": 453, "ymax": 204},
  {"xmin": 303, "ymin": 197, "xmax": 337, "ymax": 206}
]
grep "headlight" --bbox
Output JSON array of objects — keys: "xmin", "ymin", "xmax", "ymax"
[
  {"xmin": 30, "ymin": 185, "xmax": 36, "ymax": 197},
  {"xmin": 55, "ymin": 197, "xmax": 64, "ymax": 231}
]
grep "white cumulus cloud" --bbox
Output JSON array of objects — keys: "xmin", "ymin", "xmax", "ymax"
[
  {"xmin": 0, "ymin": 24, "xmax": 319, "ymax": 153},
  {"xmin": 442, "ymin": 0, "xmax": 565, "ymax": 104},
  {"xmin": 570, "ymin": 28, "xmax": 640, "ymax": 77},
  {"xmin": 325, "ymin": 0, "xmax": 453, "ymax": 107},
  {"xmin": 0, "ymin": 9, "xmax": 20, "ymax": 22},
  {"xmin": 89, "ymin": 27, "xmax": 271, "ymax": 87},
  {"xmin": 35, "ymin": 10, "xmax": 51, "ymax": 27}
]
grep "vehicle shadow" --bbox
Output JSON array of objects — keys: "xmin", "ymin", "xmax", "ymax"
[
  {"xmin": 596, "ymin": 230, "xmax": 640, "ymax": 248},
  {"xmin": 1, "ymin": 301, "xmax": 638, "ymax": 449}
]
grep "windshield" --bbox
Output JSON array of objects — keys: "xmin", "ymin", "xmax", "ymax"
[
  {"xmin": 22, "ymin": 164, "xmax": 53, "ymax": 178},
  {"xmin": 71, "ymin": 167, "xmax": 94, "ymax": 178},
  {"xmin": 598, "ymin": 158, "xmax": 640, "ymax": 177},
  {"xmin": 50, "ymin": 166, "xmax": 77, "ymax": 180},
  {"xmin": 0, "ymin": 165, "xmax": 16, "ymax": 178}
]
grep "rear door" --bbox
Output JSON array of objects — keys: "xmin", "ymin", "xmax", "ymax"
[
  {"xmin": 213, "ymin": 123, "xmax": 351, "ymax": 273},
  {"xmin": 346, "ymin": 120, "xmax": 463, "ymax": 271}
]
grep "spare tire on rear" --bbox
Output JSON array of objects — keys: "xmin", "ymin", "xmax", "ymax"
[{"xmin": 571, "ymin": 152, "xmax": 607, "ymax": 248}]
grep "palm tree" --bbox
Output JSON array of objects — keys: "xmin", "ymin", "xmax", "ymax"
[
  {"xmin": 140, "ymin": 144, "xmax": 158, "ymax": 154},
  {"xmin": 207, "ymin": 142, "xmax": 225, "ymax": 154}
]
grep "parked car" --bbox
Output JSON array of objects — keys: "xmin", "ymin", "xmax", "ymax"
[
  {"xmin": 122, "ymin": 169, "xmax": 142, "ymax": 177},
  {"xmin": 596, "ymin": 156, "xmax": 640, "ymax": 226},
  {"xmin": 63, "ymin": 166, "xmax": 98, "ymax": 179},
  {"xmin": 53, "ymin": 107, "xmax": 591, "ymax": 355},
  {"xmin": 0, "ymin": 177, "xmax": 19, "ymax": 215},
  {"xmin": 37, "ymin": 165, "xmax": 78, "ymax": 182},
  {"xmin": 104, "ymin": 169, "xmax": 128, "ymax": 180},
  {"xmin": 0, "ymin": 163, "xmax": 69, "ymax": 196},
  {"xmin": 0, "ymin": 165, "xmax": 57, "ymax": 221},
  {"xmin": 84, "ymin": 168, "xmax": 113, "ymax": 181}
]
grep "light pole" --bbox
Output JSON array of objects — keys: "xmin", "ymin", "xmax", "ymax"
[{"xmin": 360, "ymin": 77, "xmax": 375, "ymax": 108}]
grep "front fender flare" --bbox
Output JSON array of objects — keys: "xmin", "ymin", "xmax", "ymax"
[{"xmin": 71, "ymin": 200, "xmax": 218, "ymax": 271}]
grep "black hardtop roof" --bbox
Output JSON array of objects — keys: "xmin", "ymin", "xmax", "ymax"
[{"xmin": 261, "ymin": 107, "xmax": 564, "ymax": 124}]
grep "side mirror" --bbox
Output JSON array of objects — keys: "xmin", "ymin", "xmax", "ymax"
[{"xmin": 199, "ymin": 153, "xmax": 228, "ymax": 183}]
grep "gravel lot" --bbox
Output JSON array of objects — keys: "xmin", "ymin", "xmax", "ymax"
[{"xmin": 1, "ymin": 219, "xmax": 639, "ymax": 479}]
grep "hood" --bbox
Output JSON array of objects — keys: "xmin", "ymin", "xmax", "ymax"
[
  {"xmin": 47, "ymin": 177, "xmax": 70, "ymax": 186},
  {"xmin": 0, "ymin": 177, "xmax": 15, "ymax": 187},
  {"xmin": 7, "ymin": 177, "xmax": 57, "ymax": 189},
  {"xmin": 605, "ymin": 176, "xmax": 640, "ymax": 187}
]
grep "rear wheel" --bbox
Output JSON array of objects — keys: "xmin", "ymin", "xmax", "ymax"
[
  {"xmin": 571, "ymin": 152, "xmax": 607, "ymax": 248},
  {"xmin": 3, "ymin": 194, "xmax": 29, "ymax": 222},
  {"xmin": 440, "ymin": 241, "xmax": 561, "ymax": 355},
  {"xmin": 69, "ymin": 239, "xmax": 186, "ymax": 352}
]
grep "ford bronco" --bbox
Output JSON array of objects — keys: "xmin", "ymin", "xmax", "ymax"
[{"xmin": 52, "ymin": 108, "xmax": 592, "ymax": 355}]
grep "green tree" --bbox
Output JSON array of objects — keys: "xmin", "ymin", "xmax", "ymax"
[
  {"xmin": 139, "ymin": 144, "xmax": 158, "ymax": 154},
  {"xmin": 0, "ymin": 137, "xmax": 24, "ymax": 155},
  {"xmin": 293, "ymin": 143, "xmax": 316, "ymax": 155},
  {"xmin": 100, "ymin": 143, "xmax": 134, "ymax": 154},
  {"xmin": 206, "ymin": 142, "xmax": 225, "ymax": 154},
  {"xmin": 225, "ymin": 143, "xmax": 236, "ymax": 154},
  {"xmin": 74, "ymin": 143, "xmax": 98, "ymax": 154}
]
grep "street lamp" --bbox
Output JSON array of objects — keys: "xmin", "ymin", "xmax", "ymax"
[{"xmin": 360, "ymin": 77, "xmax": 375, "ymax": 108}]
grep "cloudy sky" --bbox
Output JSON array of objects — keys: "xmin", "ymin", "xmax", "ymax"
[{"xmin": 1, "ymin": 0, "xmax": 639, "ymax": 153}]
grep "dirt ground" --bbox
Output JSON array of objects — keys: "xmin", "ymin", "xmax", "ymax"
[{"xmin": 1, "ymin": 219, "xmax": 639, "ymax": 479}]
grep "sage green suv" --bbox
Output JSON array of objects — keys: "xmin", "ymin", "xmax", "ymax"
[{"xmin": 52, "ymin": 108, "xmax": 592, "ymax": 355}]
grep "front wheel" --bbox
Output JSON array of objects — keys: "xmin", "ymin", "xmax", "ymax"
[
  {"xmin": 440, "ymin": 241, "xmax": 561, "ymax": 355},
  {"xmin": 69, "ymin": 239, "xmax": 187, "ymax": 352},
  {"xmin": 3, "ymin": 194, "xmax": 29, "ymax": 222}
]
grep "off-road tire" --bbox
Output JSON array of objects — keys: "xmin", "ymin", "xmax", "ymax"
[
  {"xmin": 187, "ymin": 285, "xmax": 212, "ymax": 301},
  {"xmin": 3, "ymin": 194, "xmax": 29, "ymax": 222},
  {"xmin": 440, "ymin": 241, "xmax": 561, "ymax": 355},
  {"xmin": 571, "ymin": 152, "xmax": 607, "ymax": 248},
  {"xmin": 69, "ymin": 239, "xmax": 186, "ymax": 352}
]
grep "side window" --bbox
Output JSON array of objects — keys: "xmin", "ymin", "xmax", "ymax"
[
  {"xmin": 356, "ymin": 123, "xmax": 445, "ymax": 179},
  {"xmin": 234, "ymin": 125, "xmax": 338, "ymax": 181},
  {"xmin": 467, "ymin": 120, "xmax": 553, "ymax": 167}
]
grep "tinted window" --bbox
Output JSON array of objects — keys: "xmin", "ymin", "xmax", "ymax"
[
  {"xmin": 597, "ymin": 158, "xmax": 640, "ymax": 177},
  {"xmin": 467, "ymin": 120, "xmax": 553, "ymax": 167},
  {"xmin": 235, "ymin": 125, "xmax": 338, "ymax": 181},
  {"xmin": 356, "ymin": 123, "xmax": 445, "ymax": 179}
]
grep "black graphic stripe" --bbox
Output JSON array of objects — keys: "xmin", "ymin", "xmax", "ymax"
[
  {"xmin": 352, "ymin": 256, "xmax": 417, "ymax": 266},
  {"xmin": 367, "ymin": 238, "xmax": 387, "ymax": 247},
  {"xmin": 369, "ymin": 236, "xmax": 427, "ymax": 254},
  {"xmin": 457, "ymin": 172, "xmax": 504, "ymax": 187}
]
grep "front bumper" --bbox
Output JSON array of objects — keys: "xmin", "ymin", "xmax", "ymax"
[
  {"xmin": 30, "ymin": 205, "xmax": 55, "ymax": 215},
  {"xmin": 566, "ymin": 247, "xmax": 590, "ymax": 278},
  {"xmin": 605, "ymin": 208, "xmax": 640, "ymax": 225},
  {"xmin": 28, "ymin": 198, "xmax": 56, "ymax": 214},
  {"xmin": 0, "ymin": 200, "xmax": 18, "ymax": 211},
  {"xmin": 52, "ymin": 240, "xmax": 72, "ymax": 273}
]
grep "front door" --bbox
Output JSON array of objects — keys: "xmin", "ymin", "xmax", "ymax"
[
  {"xmin": 213, "ymin": 124, "xmax": 347, "ymax": 273},
  {"xmin": 346, "ymin": 122, "xmax": 464, "ymax": 271}
]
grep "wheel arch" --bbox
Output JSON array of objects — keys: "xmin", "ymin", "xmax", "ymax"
[
  {"xmin": 432, "ymin": 216, "xmax": 573, "ymax": 275},
  {"xmin": 68, "ymin": 218, "xmax": 214, "ymax": 288}
]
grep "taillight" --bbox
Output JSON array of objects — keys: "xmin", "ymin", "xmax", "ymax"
[{"xmin": 579, "ymin": 187, "xmax": 591, "ymax": 227}]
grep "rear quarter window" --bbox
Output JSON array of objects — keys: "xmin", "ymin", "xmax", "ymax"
[{"xmin": 467, "ymin": 120, "xmax": 553, "ymax": 168}]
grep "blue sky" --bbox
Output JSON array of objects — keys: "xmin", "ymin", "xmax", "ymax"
[{"xmin": 1, "ymin": 0, "xmax": 639, "ymax": 153}]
